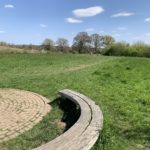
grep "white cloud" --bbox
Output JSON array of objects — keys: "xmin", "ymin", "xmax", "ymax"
[
  {"xmin": 145, "ymin": 33, "xmax": 150, "ymax": 36},
  {"xmin": 66, "ymin": 17, "xmax": 83, "ymax": 23},
  {"xmin": 99, "ymin": 30, "xmax": 105, "ymax": 33},
  {"xmin": 4, "ymin": 4, "xmax": 14, "ymax": 8},
  {"xmin": 113, "ymin": 34, "xmax": 121, "ymax": 37},
  {"xmin": 111, "ymin": 11, "xmax": 134, "ymax": 18},
  {"xmin": 132, "ymin": 33, "xmax": 150, "ymax": 44},
  {"xmin": 117, "ymin": 27, "xmax": 127, "ymax": 30},
  {"xmin": 127, "ymin": 32, "xmax": 133, "ymax": 35},
  {"xmin": 40, "ymin": 24, "xmax": 48, "ymax": 28},
  {"xmin": 145, "ymin": 18, "xmax": 150, "ymax": 22},
  {"xmin": 0, "ymin": 30, "xmax": 5, "ymax": 34},
  {"xmin": 134, "ymin": 33, "xmax": 150, "ymax": 39},
  {"xmin": 86, "ymin": 28, "xmax": 95, "ymax": 32},
  {"xmin": 73, "ymin": 6, "xmax": 104, "ymax": 17},
  {"xmin": 112, "ymin": 30, "xmax": 117, "ymax": 33}
]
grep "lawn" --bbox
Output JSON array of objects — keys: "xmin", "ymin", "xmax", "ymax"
[{"xmin": 0, "ymin": 53, "xmax": 149, "ymax": 150}]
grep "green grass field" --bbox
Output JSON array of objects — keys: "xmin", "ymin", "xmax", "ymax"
[{"xmin": 0, "ymin": 53, "xmax": 149, "ymax": 150}]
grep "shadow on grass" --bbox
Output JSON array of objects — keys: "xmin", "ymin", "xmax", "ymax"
[
  {"xmin": 0, "ymin": 97, "xmax": 81, "ymax": 150},
  {"xmin": 49, "ymin": 97, "xmax": 81, "ymax": 132}
]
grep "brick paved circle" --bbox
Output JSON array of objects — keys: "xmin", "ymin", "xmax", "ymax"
[{"xmin": 0, "ymin": 89, "xmax": 51, "ymax": 142}]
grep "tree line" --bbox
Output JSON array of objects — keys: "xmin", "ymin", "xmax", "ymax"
[
  {"xmin": 0, "ymin": 32, "xmax": 150, "ymax": 57},
  {"xmin": 42, "ymin": 32, "xmax": 115, "ymax": 54}
]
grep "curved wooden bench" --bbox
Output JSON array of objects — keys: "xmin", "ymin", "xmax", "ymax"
[{"xmin": 33, "ymin": 89, "xmax": 103, "ymax": 150}]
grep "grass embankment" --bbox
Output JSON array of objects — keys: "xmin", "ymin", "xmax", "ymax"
[
  {"xmin": 0, "ymin": 46, "xmax": 40, "ymax": 54},
  {"xmin": 0, "ymin": 53, "xmax": 149, "ymax": 150}
]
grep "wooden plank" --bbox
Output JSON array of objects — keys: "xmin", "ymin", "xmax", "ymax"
[
  {"xmin": 33, "ymin": 91, "xmax": 92, "ymax": 150},
  {"xmin": 33, "ymin": 89, "xmax": 103, "ymax": 150},
  {"xmin": 58, "ymin": 89, "xmax": 103, "ymax": 150}
]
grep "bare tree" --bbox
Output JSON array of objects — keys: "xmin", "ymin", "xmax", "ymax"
[
  {"xmin": 102, "ymin": 35, "xmax": 115, "ymax": 47},
  {"xmin": 91, "ymin": 34, "xmax": 103, "ymax": 53},
  {"xmin": 0, "ymin": 41, "xmax": 7, "ymax": 46},
  {"xmin": 42, "ymin": 38, "xmax": 54, "ymax": 51},
  {"xmin": 73, "ymin": 32, "xmax": 91, "ymax": 53},
  {"xmin": 56, "ymin": 38, "xmax": 69, "ymax": 52}
]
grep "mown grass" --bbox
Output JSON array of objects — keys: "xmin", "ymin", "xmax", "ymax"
[{"xmin": 0, "ymin": 53, "xmax": 149, "ymax": 150}]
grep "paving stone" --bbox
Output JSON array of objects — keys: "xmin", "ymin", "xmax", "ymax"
[{"xmin": 0, "ymin": 89, "xmax": 51, "ymax": 142}]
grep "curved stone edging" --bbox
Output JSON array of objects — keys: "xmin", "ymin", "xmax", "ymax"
[{"xmin": 33, "ymin": 89, "xmax": 103, "ymax": 150}]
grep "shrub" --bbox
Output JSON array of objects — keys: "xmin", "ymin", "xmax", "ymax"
[
  {"xmin": 129, "ymin": 42, "xmax": 150, "ymax": 57},
  {"xmin": 103, "ymin": 42, "xmax": 130, "ymax": 56},
  {"xmin": 104, "ymin": 41, "xmax": 150, "ymax": 58}
]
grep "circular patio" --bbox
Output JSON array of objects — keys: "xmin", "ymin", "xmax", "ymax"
[{"xmin": 0, "ymin": 89, "xmax": 51, "ymax": 142}]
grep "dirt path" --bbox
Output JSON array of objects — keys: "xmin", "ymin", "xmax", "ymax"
[{"xmin": 63, "ymin": 63, "xmax": 98, "ymax": 73}]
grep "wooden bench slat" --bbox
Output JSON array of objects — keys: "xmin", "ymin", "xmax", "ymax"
[
  {"xmin": 65, "ymin": 89, "xmax": 103, "ymax": 128},
  {"xmin": 33, "ymin": 89, "xmax": 103, "ymax": 150},
  {"xmin": 58, "ymin": 90, "xmax": 103, "ymax": 150},
  {"xmin": 33, "ymin": 91, "xmax": 92, "ymax": 150}
]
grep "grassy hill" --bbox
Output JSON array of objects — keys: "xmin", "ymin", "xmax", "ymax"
[
  {"xmin": 0, "ymin": 46, "xmax": 41, "ymax": 54},
  {"xmin": 0, "ymin": 53, "xmax": 149, "ymax": 150},
  {"xmin": 0, "ymin": 46, "xmax": 25, "ymax": 53}
]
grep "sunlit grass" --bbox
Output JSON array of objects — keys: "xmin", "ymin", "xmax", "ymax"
[{"xmin": 0, "ymin": 53, "xmax": 149, "ymax": 150}]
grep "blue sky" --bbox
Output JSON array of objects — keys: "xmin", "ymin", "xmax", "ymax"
[{"xmin": 0, "ymin": 0, "xmax": 150, "ymax": 45}]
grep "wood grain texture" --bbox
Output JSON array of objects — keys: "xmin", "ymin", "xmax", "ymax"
[{"xmin": 33, "ymin": 89, "xmax": 103, "ymax": 150}]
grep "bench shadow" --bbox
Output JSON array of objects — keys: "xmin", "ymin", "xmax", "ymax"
[{"xmin": 49, "ymin": 97, "xmax": 81, "ymax": 132}]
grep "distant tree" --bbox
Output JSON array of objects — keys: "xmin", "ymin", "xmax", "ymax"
[
  {"xmin": 56, "ymin": 38, "xmax": 69, "ymax": 52},
  {"xmin": 0, "ymin": 41, "xmax": 7, "ymax": 46},
  {"xmin": 42, "ymin": 38, "xmax": 54, "ymax": 51},
  {"xmin": 91, "ymin": 34, "xmax": 103, "ymax": 53},
  {"xmin": 73, "ymin": 32, "xmax": 91, "ymax": 53},
  {"xmin": 102, "ymin": 35, "xmax": 115, "ymax": 47}
]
